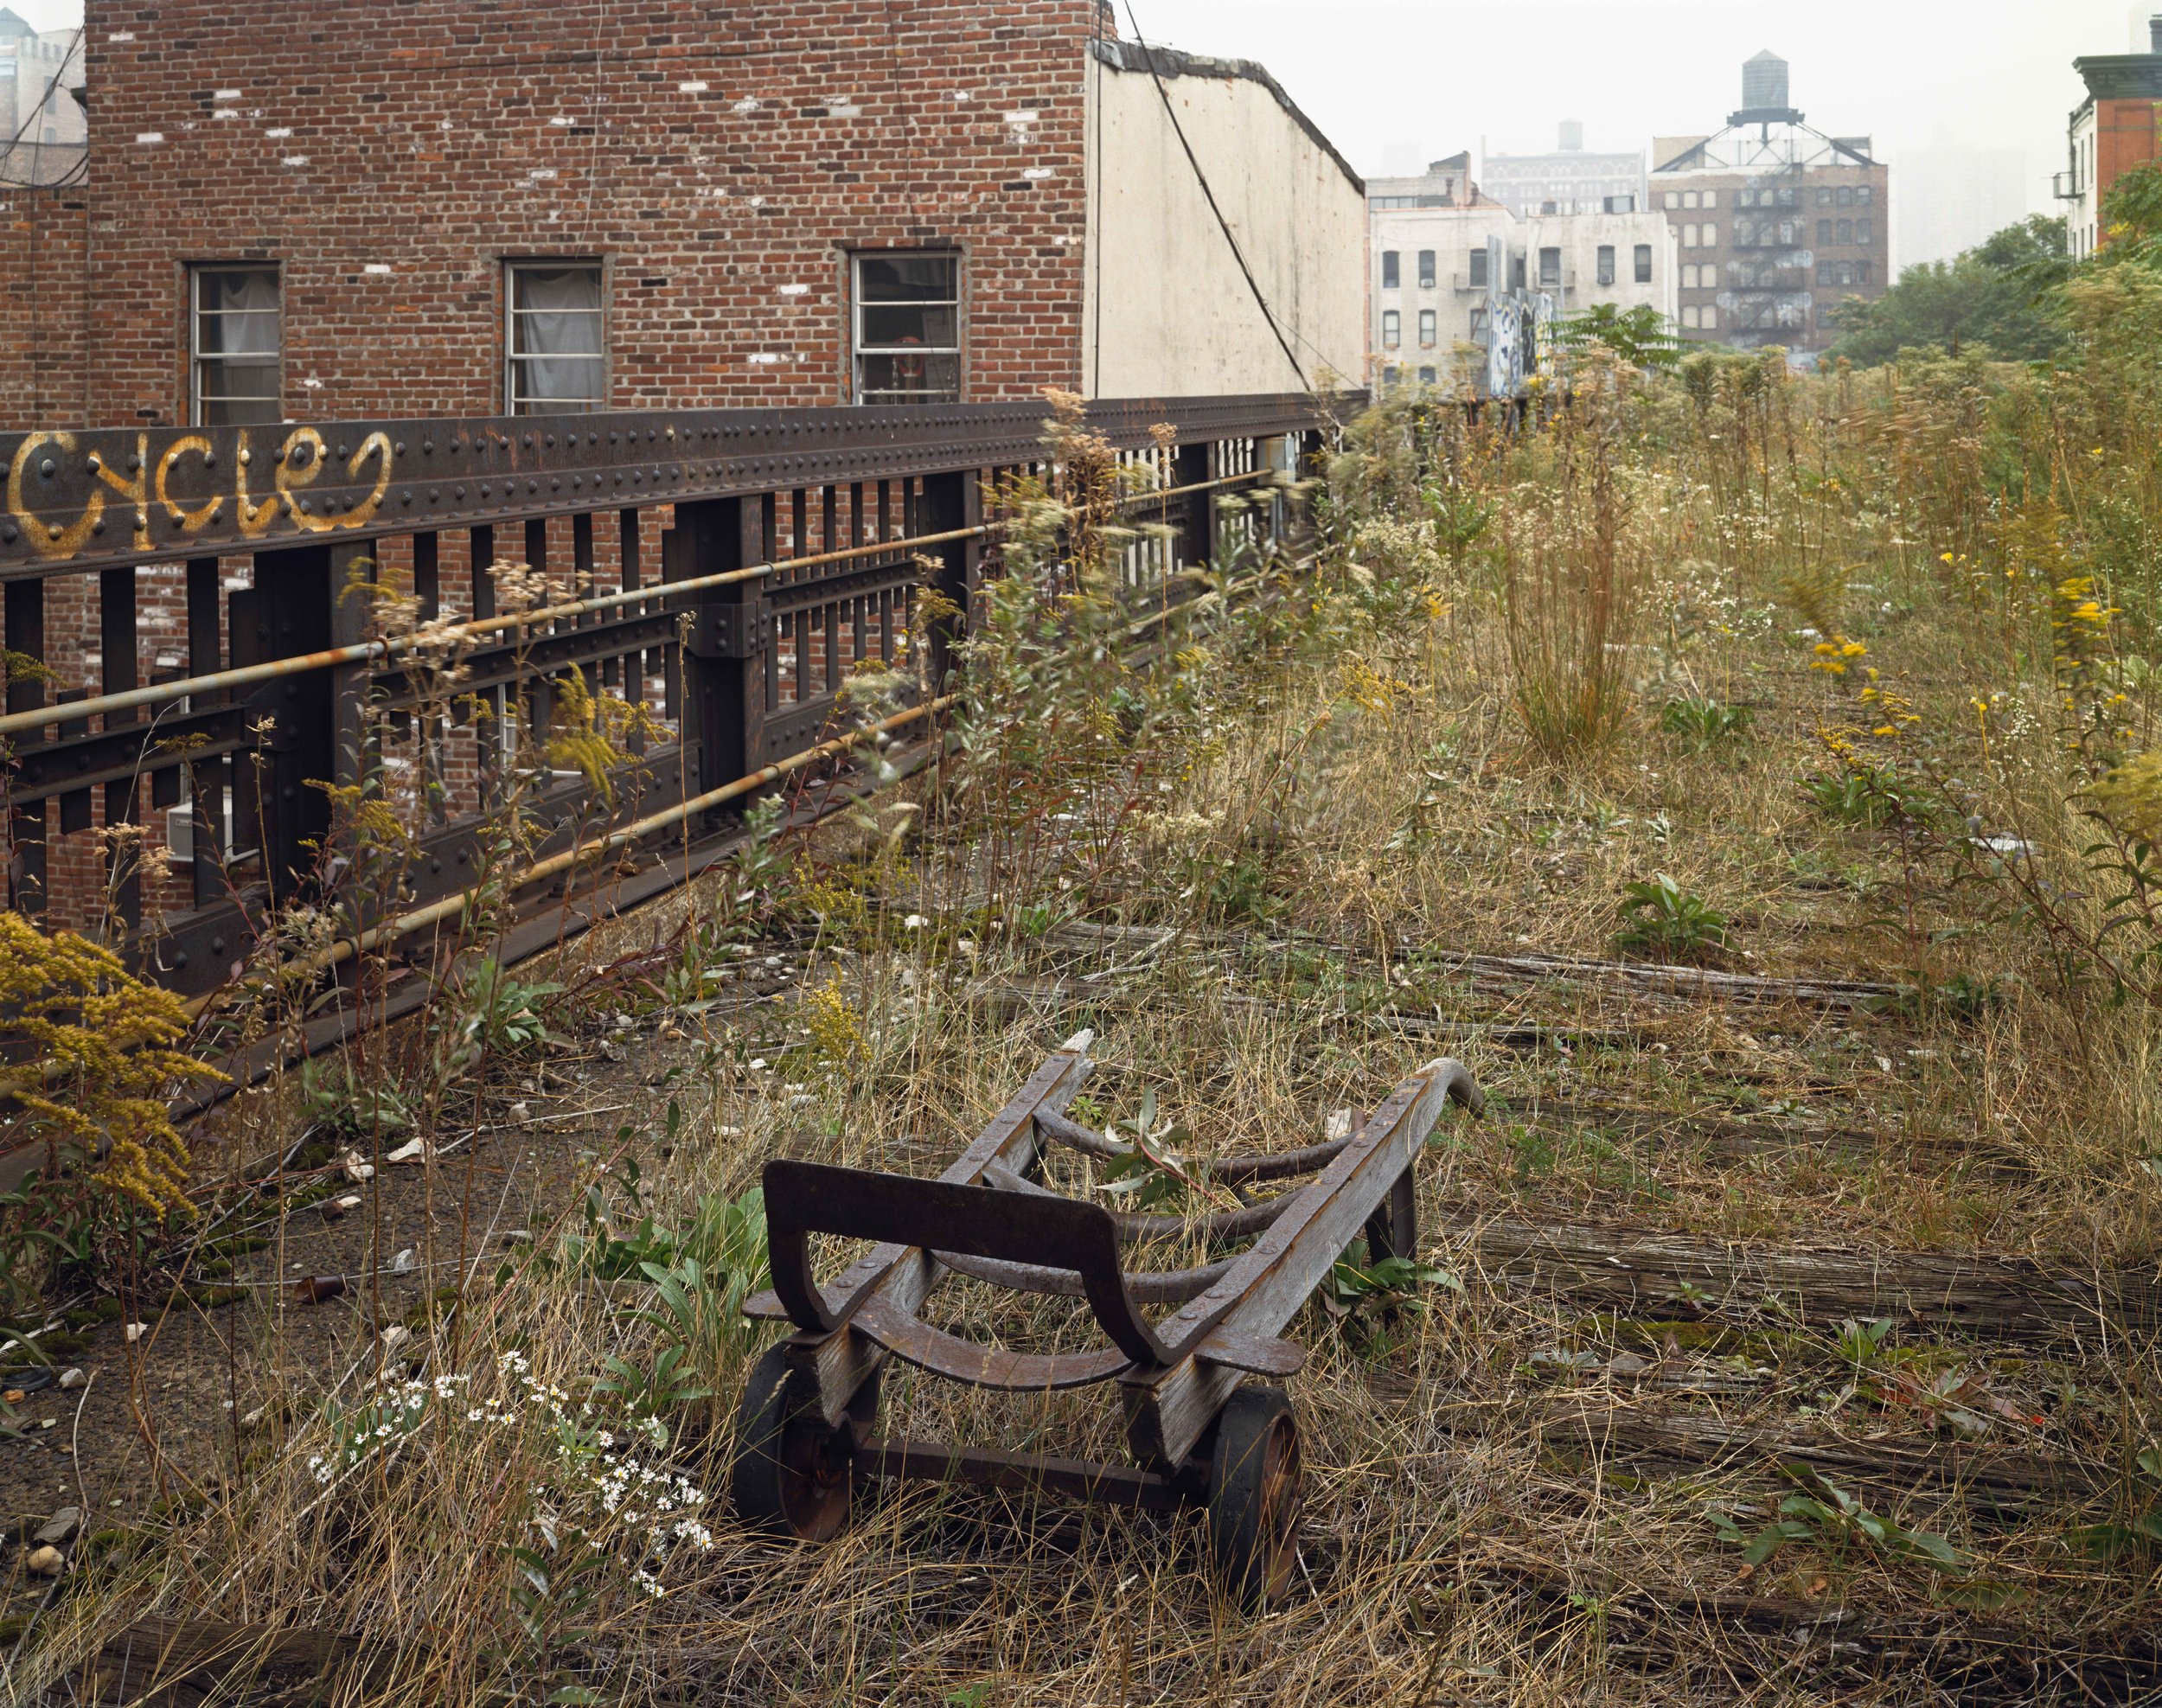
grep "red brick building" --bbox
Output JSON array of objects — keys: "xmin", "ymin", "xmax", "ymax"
[
  {"xmin": 1, "ymin": 2, "xmax": 1363, "ymax": 431},
  {"xmin": 2, "ymin": 3, "xmax": 1364, "ymax": 934},
  {"xmin": 2062, "ymin": 18, "xmax": 2162, "ymax": 260}
]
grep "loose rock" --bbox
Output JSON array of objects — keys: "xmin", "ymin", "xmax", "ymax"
[
  {"xmin": 35, "ymin": 1506, "xmax": 80, "ymax": 1545},
  {"xmin": 26, "ymin": 1545, "xmax": 63, "ymax": 1576}
]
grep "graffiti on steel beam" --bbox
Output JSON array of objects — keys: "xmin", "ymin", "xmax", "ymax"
[{"xmin": 0, "ymin": 395, "xmax": 1343, "ymax": 579}]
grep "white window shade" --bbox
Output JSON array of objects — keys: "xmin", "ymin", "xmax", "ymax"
[
  {"xmin": 193, "ymin": 266, "xmax": 281, "ymax": 425},
  {"xmin": 509, "ymin": 264, "xmax": 605, "ymax": 413}
]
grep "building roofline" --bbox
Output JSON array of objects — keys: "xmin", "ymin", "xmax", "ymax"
[
  {"xmin": 1091, "ymin": 36, "xmax": 1364, "ymax": 195},
  {"xmin": 1653, "ymin": 119, "xmax": 1877, "ymax": 175},
  {"xmin": 2073, "ymin": 52, "xmax": 2162, "ymax": 99}
]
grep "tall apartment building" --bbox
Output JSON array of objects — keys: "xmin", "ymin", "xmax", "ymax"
[
  {"xmin": 1899, "ymin": 133, "xmax": 2028, "ymax": 268},
  {"xmin": 1653, "ymin": 51, "xmax": 1889, "ymax": 359},
  {"xmin": 1479, "ymin": 123, "xmax": 1647, "ymax": 218},
  {"xmin": 1367, "ymin": 155, "xmax": 1675, "ymax": 391},
  {"xmin": 0, "ymin": 8, "xmax": 85, "ymax": 187},
  {"xmin": 2058, "ymin": 16, "xmax": 2162, "ymax": 261}
]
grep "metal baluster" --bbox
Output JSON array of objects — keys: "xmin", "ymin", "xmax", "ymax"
[
  {"xmin": 185, "ymin": 557, "xmax": 228, "ymax": 903},
  {"xmin": 99, "ymin": 566, "xmax": 141, "ymax": 930},
  {"xmin": 4, "ymin": 578, "xmax": 48, "ymax": 916}
]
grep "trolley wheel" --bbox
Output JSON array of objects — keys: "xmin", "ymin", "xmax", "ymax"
[
  {"xmin": 1363, "ymin": 1163, "xmax": 1417, "ymax": 1266},
  {"xmin": 1205, "ymin": 1385, "xmax": 1304, "ymax": 1609},
  {"xmin": 730, "ymin": 1346, "xmax": 867, "ymax": 1542}
]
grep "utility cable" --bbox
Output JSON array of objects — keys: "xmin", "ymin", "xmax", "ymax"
[
  {"xmin": 0, "ymin": 25, "xmax": 83, "ymax": 188},
  {"xmin": 1119, "ymin": 3, "xmax": 1309, "ymax": 390}
]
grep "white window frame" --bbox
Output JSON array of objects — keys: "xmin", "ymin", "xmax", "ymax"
[
  {"xmin": 505, "ymin": 259, "xmax": 608, "ymax": 414},
  {"xmin": 1381, "ymin": 310, "xmax": 1401, "ymax": 349},
  {"xmin": 851, "ymin": 249, "xmax": 963, "ymax": 406},
  {"xmin": 190, "ymin": 263, "xmax": 282, "ymax": 427}
]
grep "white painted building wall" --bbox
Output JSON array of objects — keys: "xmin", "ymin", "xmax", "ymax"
[
  {"xmin": 1519, "ymin": 210, "xmax": 1679, "ymax": 322},
  {"xmin": 1083, "ymin": 41, "xmax": 1367, "ymax": 398},
  {"xmin": 1369, "ymin": 203, "xmax": 1519, "ymax": 384},
  {"xmin": 1369, "ymin": 202, "xmax": 1677, "ymax": 385}
]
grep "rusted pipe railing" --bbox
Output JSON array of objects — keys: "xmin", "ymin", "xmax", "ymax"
[
  {"xmin": 222, "ymin": 693, "xmax": 958, "ymax": 1008},
  {"xmin": 0, "ymin": 470, "xmax": 1274, "ymax": 742}
]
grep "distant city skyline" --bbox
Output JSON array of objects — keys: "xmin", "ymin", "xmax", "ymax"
[{"xmin": 1129, "ymin": 1, "xmax": 2161, "ymax": 251}]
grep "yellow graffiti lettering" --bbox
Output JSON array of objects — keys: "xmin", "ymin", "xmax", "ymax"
[
  {"xmin": 6, "ymin": 432, "xmax": 103, "ymax": 560},
  {"xmin": 274, "ymin": 427, "xmax": 334, "ymax": 533},
  {"xmin": 233, "ymin": 430, "xmax": 275, "ymax": 538},
  {"xmin": 154, "ymin": 435, "xmax": 219, "ymax": 533},
  {"xmin": 92, "ymin": 433, "xmax": 151, "ymax": 547},
  {"xmin": 339, "ymin": 432, "xmax": 394, "ymax": 530}
]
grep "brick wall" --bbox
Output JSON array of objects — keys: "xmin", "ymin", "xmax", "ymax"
[
  {"xmin": 0, "ymin": 187, "xmax": 88, "ymax": 426},
  {"xmin": 42, "ymin": 0, "xmax": 1109, "ymax": 431},
  {"xmin": 2096, "ymin": 97, "xmax": 2161, "ymax": 238}
]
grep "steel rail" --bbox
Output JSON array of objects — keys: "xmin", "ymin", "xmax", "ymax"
[
  {"xmin": 214, "ymin": 693, "xmax": 959, "ymax": 1007},
  {"xmin": 0, "ymin": 470, "xmax": 1270, "ymax": 743}
]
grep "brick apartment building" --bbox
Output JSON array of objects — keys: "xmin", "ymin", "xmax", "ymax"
[
  {"xmin": 1, "ymin": 2, "xmax": 1363, "ymax": 431},
  {"xmin": 0, "ymin": 2, "xmax": 1362, "ymax": 931},
  {"xmin": 2059, "ymin": 16, "xmax": 2162, "ymax": 260},
  {"xmin": 1653, "ymin": 51, "xmax": 1889, "ymax": 360}
]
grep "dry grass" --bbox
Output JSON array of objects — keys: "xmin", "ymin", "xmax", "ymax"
[{"xmin": 7, "ymin": 363, "xmax": 2162, "ymax": 1705}]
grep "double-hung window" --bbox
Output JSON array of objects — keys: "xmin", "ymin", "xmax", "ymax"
[
  {"xmin": 191, "ymin": 265, "xmax": 281, "ymax": 426},
  {"xmin": 507, "ymin": 262, "xmax": 606, "ymax": 413},
  {"xmin": 1381, "ymin": 251, "xmax": 1400, "ymax": 290},
  {"xmin": 1538, "ymin": 247, "xmax": 1561, "ymax": 288},
  {"xmin": 1468, "ymin": 247, "xmax": 1489, "ymax": 290},
  {"xmin": 1381, "ymin": 310, "xmax": 1401, "ymax": 349},
  {"xmin": 1417, "ymin": 309, "xmax": 1436, "ymax": 347},
  {"xmin": 853, "ymin": 251, "xmax": 962, "ymax": 404},
  {"xmin": 1417, "ymin": 249, "xmax": 1436, "ymax": 289},
  {"xmin": 1596, "ymin": 245, "xmax": 1615, "ymax": 287},
  {"xmin": 1634, "ymin": 245, "xmax": 1653, "ymax": 284}
]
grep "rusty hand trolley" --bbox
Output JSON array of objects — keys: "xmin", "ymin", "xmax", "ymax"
[{"xmin": 732, "ymin": 1031, "xmax": 1482, "ymax": 1606}]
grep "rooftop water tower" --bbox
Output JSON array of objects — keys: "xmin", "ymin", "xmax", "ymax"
[{"xmin": 1730, "ymin": 49, "xmax": 1803, "ymax": 129}]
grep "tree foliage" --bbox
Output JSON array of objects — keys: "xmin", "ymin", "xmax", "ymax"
[
  {"xmin": 1825, "ymin": 215, "xmax": 2068, "ymax": 367},
  {"xmin": 1558, "ymin": 302, "xmax": 1683, "ymax": 373},
  {"xmin": 2103, "ymin": 159, "xmax": 2162, "ymax": 243}
]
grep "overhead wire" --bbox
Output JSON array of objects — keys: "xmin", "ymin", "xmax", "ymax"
[
  {"xmin": 0, "ymin": 24, "xmax": 84, "ymax": 189},
  {"xmin": 1118, "ymin": 2, "xmax": 1311, "ymax": 390}
]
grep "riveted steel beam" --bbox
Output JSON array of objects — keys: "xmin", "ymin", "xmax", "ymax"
[{"xmin": 0, "ymin": 394, "xmax": 1352, "ymax": 581}]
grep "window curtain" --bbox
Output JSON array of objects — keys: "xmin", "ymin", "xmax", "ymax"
[{"xmin": 515, "ymin": 267, "xmax": 603, "ymax": 405}]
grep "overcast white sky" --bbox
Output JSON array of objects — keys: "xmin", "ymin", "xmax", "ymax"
[
  {"xmin": 1128, "ymin": 0, "xmax": 2160, "ymax": 216},
  {"xmin": 13, "ymin": 0, "xmax": 2157, "ymax": 218}
]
